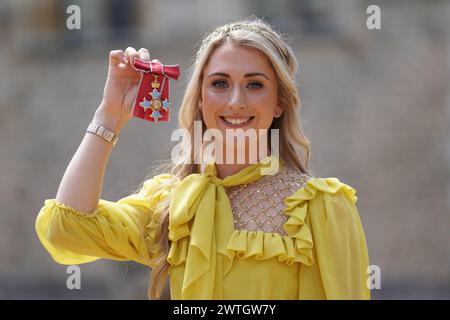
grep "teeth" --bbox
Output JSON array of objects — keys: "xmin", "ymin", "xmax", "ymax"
[{"xmin": 222, "ymin": 117, "xmax": 252, "ymax": 125}]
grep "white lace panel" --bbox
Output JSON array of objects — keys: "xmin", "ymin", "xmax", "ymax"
[{"xmin": 224, "ymin": 165, "xmax": 311, "ymax": 236}]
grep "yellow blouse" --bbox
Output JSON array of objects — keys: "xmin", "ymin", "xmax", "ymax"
[{"xmin": 35, "ymin": 154, "xmax": 370, "ymax": 299}]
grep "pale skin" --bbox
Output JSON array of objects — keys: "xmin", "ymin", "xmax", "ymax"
[
  {"xmin": 96, "ymin": 46, "xmax": 162, "ymax": 132},
  {"xmin": 199, "ymin": 39, "xmax": 284, "ymax": 179},
  {"xmin": 54, "ymin": 42, "xmax": 282, "ymax": 213},
  {"xmin": 99, "ymin": 43, "xmax": 283, "ymax": 180}
]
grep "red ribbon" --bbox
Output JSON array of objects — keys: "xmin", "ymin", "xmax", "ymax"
[
  {"xmin": 133, "ymin": 58, "xmax": 180, "ymax": 80},
  {"xmin": 132, "ymin": 57, "xmax": 180, "ymax": 122}
]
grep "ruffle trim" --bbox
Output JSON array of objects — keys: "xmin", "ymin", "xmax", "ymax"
[
  {"xmin": 223, "ymin": 173, "xmax": 317, "ymax": 267},
  {"xmin": 226, "ymin": 229, "xmax": 313, "ymax": 266},
  {"xmin": 45, "ymin": 199, "xmax": 103, "ymax": 218},
  {"xmin": 167, "ymin": 177, "xmax": 358, "ymax": 269},
  {"xmin": 283, "ymin": 177, "xmax": 358, "ymax": 210}
]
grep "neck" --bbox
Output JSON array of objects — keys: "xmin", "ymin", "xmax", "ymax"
[
  {"xmin": 214, "ymin": 144, "xmax": 271, "ymax": 179},
  {"xmin": 215, "ymin": 163, "xmax": 251, "ymax": 180}
]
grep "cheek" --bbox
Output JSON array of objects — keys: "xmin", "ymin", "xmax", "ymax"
[
  {"xmin": 201, "ymin": 92, "xmax": 224, "ymax": 127},
  {"xmin": 251, "ymin": 91, "xmax": 278, "ymax": 127},
  {"xmin": 204, "ymin": 91, "xmax": 225, "ymax": 109},
  {"xmin": 254, "ymin": 108, "xmax": 274, "ymax": 129}
]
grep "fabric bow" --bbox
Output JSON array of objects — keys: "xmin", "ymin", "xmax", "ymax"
[
  {"xmin": 133, "ymin": 58, "xmax": 180, "ymax": 80},
  {"xmin": 167, "ymin": 154, "xmax": 282, "ymax": 299}
]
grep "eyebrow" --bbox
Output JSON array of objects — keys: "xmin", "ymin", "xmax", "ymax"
[{"xmin": 207, "ymin": 72, "xmax": 269, "ymax": 80}]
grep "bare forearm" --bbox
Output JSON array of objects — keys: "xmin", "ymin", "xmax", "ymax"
[{"xmin": 55, "ymin": 112, "xmax": 126, "ymax": 213}]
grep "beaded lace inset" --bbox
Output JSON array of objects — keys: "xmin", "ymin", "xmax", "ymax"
[{"xmin": 224, "ymin": 165, "xmax": 311, "ymax": 236}]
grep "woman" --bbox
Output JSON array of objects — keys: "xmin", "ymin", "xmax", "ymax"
[{"xmin": 35, "ymin": 18, "xmax": 370, "ymax": 300}]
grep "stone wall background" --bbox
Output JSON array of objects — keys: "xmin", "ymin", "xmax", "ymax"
[{"xmin": 0, "ymin": 0, "xmax": 449, "ymax": 299}]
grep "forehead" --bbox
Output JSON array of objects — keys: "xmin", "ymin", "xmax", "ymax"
[{"xmin": 203, "ymin": 41, "xmax": 275, "ymax": 75}]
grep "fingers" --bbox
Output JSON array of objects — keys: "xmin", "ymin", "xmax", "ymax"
[
  {"xmin": 109, "ymin": 47, "xmax": 151, "ymax": 67},
  {"xmin": 124, "ymin": 46, "xmax": 139, "ymax": 65},
  {"xmin": 138, "ymin": 48, "xmax": 150, "ymax": 61},
  {"xmin": 109, "ymin": 49, "xmax": 125, "ymax": 66}
]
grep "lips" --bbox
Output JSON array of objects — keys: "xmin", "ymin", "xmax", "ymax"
[{"xmin": 220, "ymin": 116, "xmax": 255, "ymax": 127}]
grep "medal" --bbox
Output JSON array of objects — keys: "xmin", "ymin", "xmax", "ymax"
[{"xmin": 132, "ymin": 57, "xmax": 180, "ymax": 122}]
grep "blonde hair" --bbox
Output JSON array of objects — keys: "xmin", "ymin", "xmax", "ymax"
[{"xmin": 136, "ymin": 17, "xmax": 311, "ymax": 299}]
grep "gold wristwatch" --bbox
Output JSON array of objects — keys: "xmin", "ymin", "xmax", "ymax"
[{"xmin": 86, "ymin": 122, "xmax": 119, "ymax": 146}]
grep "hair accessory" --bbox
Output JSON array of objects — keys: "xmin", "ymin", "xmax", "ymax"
[
  {"xmin": 219, "ymin": 23, "xmax": 262, "ymax": 36},
  {"xmin": 197, "ymin": 23, "xmax": 264, "ymax": 60},
  {"xmin": 132, "ymin": 57, "xmax": 180, "ymax": 122}
]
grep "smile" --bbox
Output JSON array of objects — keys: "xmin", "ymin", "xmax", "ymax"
[{"xmin": 220, "ymin": 116, "xmax": 255, "ymax": 127}]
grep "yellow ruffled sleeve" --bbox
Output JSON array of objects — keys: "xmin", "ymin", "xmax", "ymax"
[
  {"xmin": 285, "ymin": 178, "xmax": 370, "ymax": 300},
  {"xmin": 35, "ymin": 173, "xmax": 176, "ymax": 268}
]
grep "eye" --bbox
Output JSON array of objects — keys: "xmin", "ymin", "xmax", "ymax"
[
  {"xmin": 247, "ymin": 81, "xmax": 263, "ymax": 89},
  {"xmin": 212, "ymin": 80, "xmax": 228, "ymax": 88}
]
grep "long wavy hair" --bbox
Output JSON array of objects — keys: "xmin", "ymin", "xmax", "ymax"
[{"xmin": 133, "ymin": 17, "xmax": 312, "ymax": 299}]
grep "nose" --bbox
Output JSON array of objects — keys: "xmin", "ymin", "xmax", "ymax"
[{"xmin": 227, "ymin": 85, "xmax": 246, "ymax": 110}]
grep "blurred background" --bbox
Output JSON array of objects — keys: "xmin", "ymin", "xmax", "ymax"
[{"xmin": 0, "ymin": 0, "xmax": 449, "ymax": 299}]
